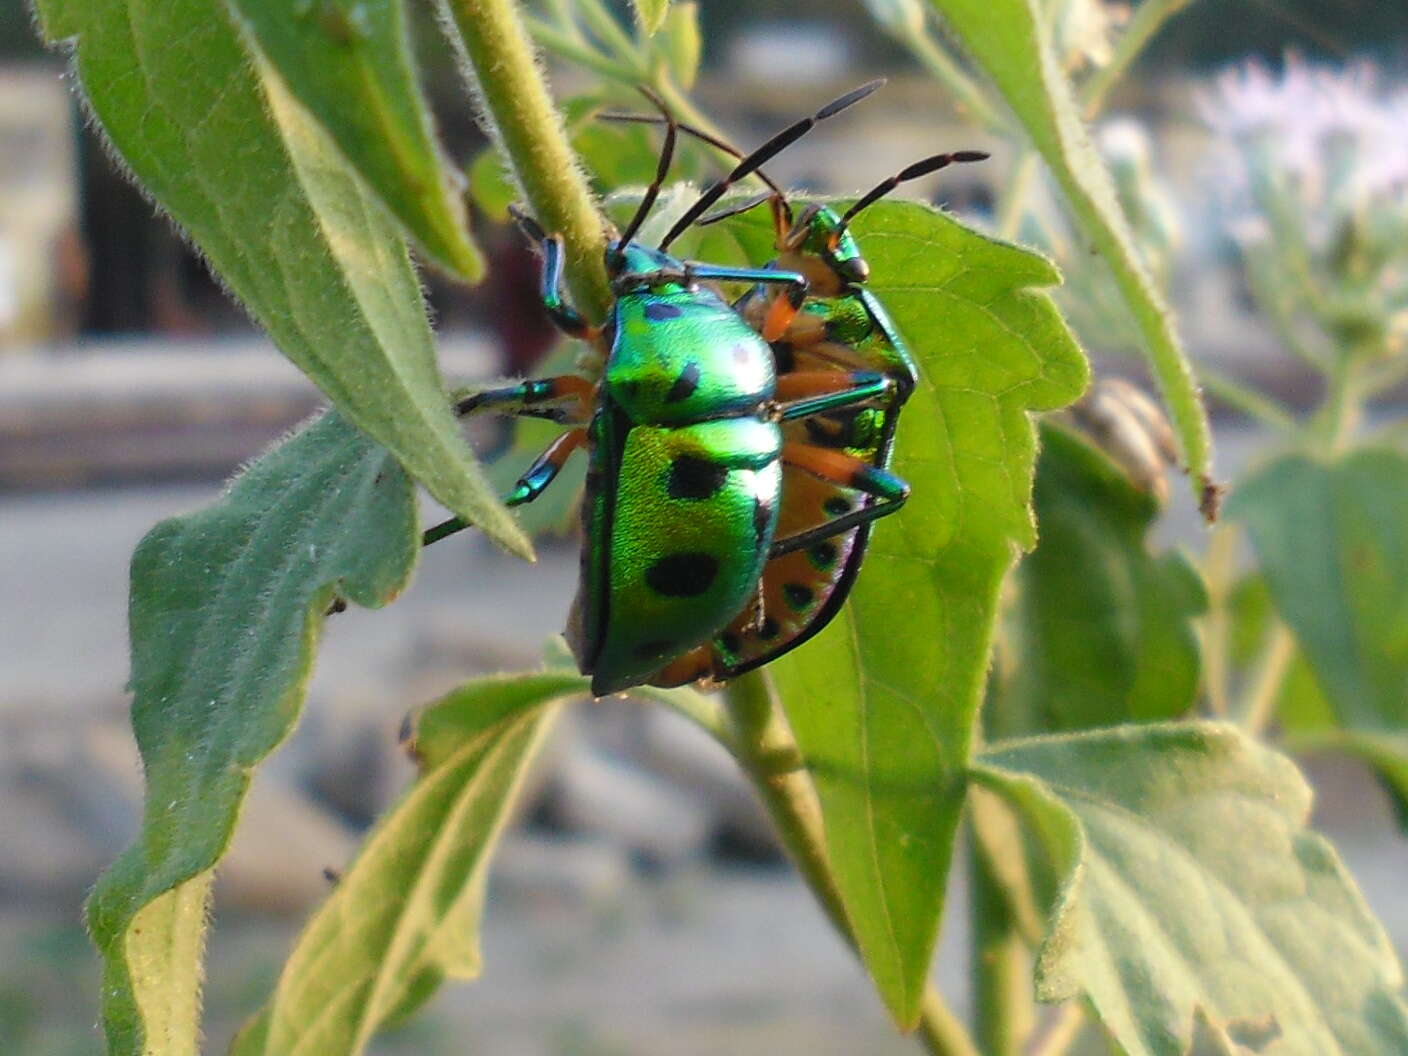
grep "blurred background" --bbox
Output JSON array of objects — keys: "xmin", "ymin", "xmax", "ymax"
[{"xmin": 2, "ymin": 1, "xmax": 1407, "ymax": 1053}]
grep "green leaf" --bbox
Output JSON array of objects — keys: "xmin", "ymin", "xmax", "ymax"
[
  {"xmin": 37, "ymin": 0, "xmax": 531, "ymax": 559},
  {"xmin": 755, "ymin": 200, "xmax": 1088, "ymax": 1027},
  {"xmin": 229, "ymin": 673, "xmax": 577, "ymax": 1056},
  {"xmin": 990, "ymin": 423, "xmax": 1205, "ymax": 738},
  {"xmin": 656, "ymin": 1, "xmax": 701, "ymax": 90},
  {"xmin": 971, "ymin": 722, "xmax": 1408, "ymax": 1056},
  {"xmin": 925, "ymin": 0, "xmax": 1215, "ymax": 504},
  {"xmin": 1228, "ymin": 450, "xmax": 1408, "ymax": 822},
  {"xmin": 84, "ymin": 410, "xmax": 420, "ymax": 1056},
  {"xmin": 631, "ymin": 0, "xmax": 668, "ymax": 36},
  {"xmin": 226, "ymin": 0, "xmax": 483, "ymax": 279}
]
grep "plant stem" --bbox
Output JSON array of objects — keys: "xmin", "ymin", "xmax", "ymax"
[
  {"xmin": 524, "ymin": 15, "xmax": 634, "ymax": 82},
  {"xmin": 969, "ymin": 838, "xmax": 1031, "ymax": 1055},
  {"xmin": 1080, "ymin": 0, "xmax": 1197, "ymax": 118},
  {"xmin": 1030, "ymin": 1002, "xmax": 1086, "ymax": 1056},
  {"xmin": 444, "ymin": 0, "xmax": 613, "ymax": 323},
  {"xmin": 1199, "ymin": 523, "xmax": 1241, "ymax": 718},
  {"xmin": 727, "ymin": 671, "xmax": 980, "ymax": 1056},
  {"xmin": 906, "ymin": 30, "xmax": 1007, "ymax": 133},
  {"xmin": 1238, "ymin": 622, "xmax": 1296, "ymax": 735}
]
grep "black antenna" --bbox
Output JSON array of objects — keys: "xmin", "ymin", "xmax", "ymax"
[
  {"xmin": 657, "ymin": 79, "xmax": 886, "ymax": 251},
  {"xmin": 836, "ymin": 150, "xmax": 988, "ymax": 234},
  {"xmin": 598, "ymin": 111, "xmax": 791, "ymax": 212},
  {"xmin": 615, "ymin": 86, "xmax": 680, "ymax": 250}
]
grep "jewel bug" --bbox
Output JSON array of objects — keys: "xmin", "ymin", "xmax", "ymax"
[
  {"xmin": 600, "ymin": 106, "xmax": 987, "ymax": 684},
  {"xmin": 428, "ymin": 83, "xmax": 903, "ymax": 695}
]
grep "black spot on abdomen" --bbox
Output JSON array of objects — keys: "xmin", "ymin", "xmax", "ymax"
[
  {"xmin": 667, "ymin": 455, "xmax": 728, "ymax": 500},
  {"xmin": 645, "ymin": 552, "xmax": 719, "ymax": 597},
  {"xmin": 665, "ymin": 362, "xmax": 701, "ymax": 403},
  {"xmin": 824, "ymin": 496, "xmax": 851, "ymax": 516},
  {"xmin": 809, "ymin": 541, "xmax": 838, "ymax": 569},
  {"xmin": 644, "ymin": 301, "xmax": 684, "ymax": 321},
  {"xmin": 784, "ymin": 583, "xmax": 815, "ymax": 610}
]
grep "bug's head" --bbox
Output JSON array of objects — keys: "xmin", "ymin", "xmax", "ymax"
[
  {"xmin": 605, "ymin": 239, "xmax": 679, "ymax": 285},
  {"xmin": 776, "ymin": 204, "xmax": 868, "ymax": 296}
]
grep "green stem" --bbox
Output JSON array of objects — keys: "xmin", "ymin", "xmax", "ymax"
[
  {"xmin": 1079, "ymin": 0, "xmax": 1196, "ymax": 117},
  {"xmin": 995, "ymin": 151, "xmax": 1039, "ymax": 241},
  {"xmin": 969, "ymin": 838, "xmax": 1031, "ymax": 1056},
  {"xmin": 1238, "ymin": 622, "xmax": 1296, "ymax": 735},
  {"xmin": 575, "ymin": 0, "xmax": 646, "ymax": 69},
  {"xmin": 906, "ymin": 30, "xmax": 1007, "ymax": 133},
  {"xmin": 1200, "ymin": 523, "xmax": 1242, "ymax": 719},
  {"xmin": 444, "ymin": 0, "xmax": 613, "ymax": 323},
  {"xmin": 727, "ymin": 671, "xmax": 980, "ymax": 1056},
  {"xmin": 525, "ymin": 15, "xmax": 635, "ymax": 82}
]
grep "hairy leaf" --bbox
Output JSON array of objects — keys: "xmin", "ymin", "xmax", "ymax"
[
  {"xmin": 1228, "ymin": 450, "xmax": 1408, "ymax": 824},
  {"xmin": 227, "ymin": 0, "xmax": 483, "ymax": 278},
  {"xmin": 84, "ymin": 411, "xmax": 419, "ymax": 1056},
  {"xmin": 972, "ymin": 723, "xmax": 1408, "ymax": 1056},
  {"xmin": 753, "ymin": 200, "xmax": 1087, "ymax": 1026},
  {"xmin": 229, "ymin": 673, "xmax": 577, "ymax": 1056},
  {"xmin": 36, "ymin": 0, "xmax": 530, "ymax": 558},
  {"xmin": 925, "ymin": 0, "xmax": 1214, "ymax": 504},
  {"xmin": 990, "ymin": 423, "xmax": 1204, "ymax": 738}
]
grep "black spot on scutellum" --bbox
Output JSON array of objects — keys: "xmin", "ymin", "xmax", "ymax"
[
  {"xmin": 665, "ymin": 362, "xmax": 701, "ymax": 403},
  {"xmin": 783, "ymin": 583, "xmax": 814, "ymax": 610},
  {"xmin": 644, "ymin": 301, "xmax": 683, "ymax": 321},
  {"xmin": 667, "ymin": 455, "xmax": 728, "ymax": 500},
  {"xmin": 645, "ymin": 552, "xmax": 719, "ymax": 597},
  {"xmin": 824, "ymin": 495, "xmax": 851, "ymax": 516},
  {"xmin": 809, "ymin": 541, "xmax": 838, "ymax": 569}
]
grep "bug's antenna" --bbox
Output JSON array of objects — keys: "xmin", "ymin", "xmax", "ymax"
[
  {"xmin": 657, "ymin": 78, "xmax": 886, "ymax": 251},
  {"xmin": 615, "ymin": 86, "xmax": 680, "ymax": 251},
  {"xmin": 835, "ymin": 151, "xmax": 988, "ymax": 235},
  {"xmin": 598, "ymin": 111, "xmax": 792, "ymax": 225}
]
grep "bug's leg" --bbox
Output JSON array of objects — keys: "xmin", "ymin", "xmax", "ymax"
[
  {"xmin": 768, "ymin": 443, "xmax": 910, "ymax": 558},
  {"xmin": 508, "ymin": 205, "xmax": 599, "ymax": 342},
  {"xmin": 774, "ymin": 370, "xmax": 894, "ymax": 421},
  {"xmin": 685, "ymin": 263, "xmax": 809, "ymax": 341},
  {"xmin": 423, "ymin": 428, "xmax": 588, "ymax": 546},
  {"xmin": 455, "ymin": 375, "xmax": 596, "ymax": 425}
]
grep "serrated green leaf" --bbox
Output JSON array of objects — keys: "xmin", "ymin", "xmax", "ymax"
[
  {"xmin": 744, "ymin": 200, "xmax": 1088, "ymax": 1027},
  {"xmin": 971, "ymin": 723, "xmax": 1408, "ymax": 1056},
  {"xmin": 631, "ymin": 0, "xmax": 668, "ymax": 36},
  {"xmin": 1228, "ymin": 449, "xmax": 1408, "ymax": 826},
  {"xmin": 228, "ymin": 673, "xmax": 577, "ymax": 1056},
  {"xmin": 990, "ymin": 423, "xmax": 1205, "ymax": 738},
  {"xmin": 84, "ymin": 410, "xmax": 419, "ymax": 1056},
  {"xmin": 226, "ymin": 0, "xmax": 482, "ymax": 279},
  {"xmin": 925, "ymin": 0, "xmax": 1214, "ymax": 502},
  {"xmin": 37, "ymin": 0, "xmax": 531, "ymax": 559}
]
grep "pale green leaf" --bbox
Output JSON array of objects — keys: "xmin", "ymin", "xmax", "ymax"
[
  {"xmin": 990, "ymin": 423, "xmax": 1205, "ymax": 738},
  {"xmin": 754, "ymin": 200, "xmax": 1088, "ymax": 1027},
  {"xmin": 657, "ymin": 1, "xmax": 701, "ymax": 90},
  {"xmin": 84, "ymin": 411, "xmax": 419, "ymax": 1056},
  {"xmin": 226, "ymin": 0, "xmax": 483, "ymax": 279},
  {"xmin": 1228, "ymin": 450, "xmax": 1408, "ymax": 824},
  {"xmin": 925, "ymin": 0, "xmax": 1214, "ymax": 503},
  {"xmin": 971, "ymin": 723, "xmax": 1408, "ymax": 1056},
  {"xmin": 631, "ymin": 0, "xmax": 668, "ymax": 36},
  {"xmin": 228, "ymin": 673, "xmax": 578, "ymax": 1056},
  {"xmin": 36, "ymin": 0, "xmax": 531, "ymax": 558}
]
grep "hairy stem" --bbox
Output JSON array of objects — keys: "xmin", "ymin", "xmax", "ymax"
[
  {"xmin": 444, "ymin": 0, "xmax": 613, "ymax": 323},
  {"xmin": 970, "ymin": 838, "xmax": 1031, "ymax": 1055},
  {"xmin": 727, "ymin": 671, "xmax": 980, "ymax": 1056}
]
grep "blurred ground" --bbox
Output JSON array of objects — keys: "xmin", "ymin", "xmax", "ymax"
[{"xmin": 1, "ymin": 338, "xmax": 1406, "ymax": 1055}]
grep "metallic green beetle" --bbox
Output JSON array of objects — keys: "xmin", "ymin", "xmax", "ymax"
[
  {"xmin": 597, "ymin": 113, "xmax": 986, "ymax": 684},
  {"xmin": 428, "ymin": 84, "xmax": 903, "ymax": 695}
]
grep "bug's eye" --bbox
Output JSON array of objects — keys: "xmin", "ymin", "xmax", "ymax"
[{"xmin": 836, "ymin": 257, "xmax": 869, "ymax": 283}]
